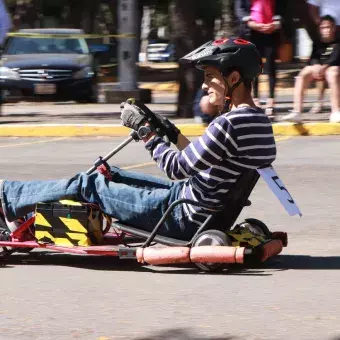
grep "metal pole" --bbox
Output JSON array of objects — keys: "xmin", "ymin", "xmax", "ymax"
[
  {"xmin": 118, "ymin": 0, "xmax": 138, "ymax": 91},
  {"xmin": 86, "ymin": 133, "xmax": 138, "ymax": 175}
]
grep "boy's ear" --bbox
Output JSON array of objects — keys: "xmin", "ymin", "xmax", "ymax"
[{"xmin": 231, "ymin": 70, "xmax": 241, "ymax": 84}]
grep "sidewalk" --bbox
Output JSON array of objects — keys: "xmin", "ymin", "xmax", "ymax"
[{"xmin": 0, "ymin": 87, "xmax": 338, "ymax": 137}]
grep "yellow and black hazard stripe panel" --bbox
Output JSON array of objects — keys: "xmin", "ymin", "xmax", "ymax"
[
  {"xmin": 34, "ymin": 200, "xmax": 104, "ymax": 247},
  {"xmin": 227, "ymin": 229, "xmax": 266, "ymax": 247}
]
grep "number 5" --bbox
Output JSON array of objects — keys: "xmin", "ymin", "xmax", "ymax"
[{"xmin": 271, "ymin": 176, "xmax": 294, "ymax": 204}]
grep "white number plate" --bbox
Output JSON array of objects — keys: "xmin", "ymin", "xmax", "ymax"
[
  {"xmin": 34, "ymin": 84, "xmax": 56, "ymax": 95},
  {"xmin": 257, "ymin": 165, "xmax": 302, "ymax": 217}
]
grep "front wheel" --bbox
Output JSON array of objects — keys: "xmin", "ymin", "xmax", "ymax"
[{"xmin": 243, "ymin": 218, "xmax": 271, "ymax": 237}]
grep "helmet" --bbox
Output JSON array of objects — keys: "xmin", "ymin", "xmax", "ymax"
[{"xmin": 179, "ymin": 38, "xmax": 262, "ymax": 80}]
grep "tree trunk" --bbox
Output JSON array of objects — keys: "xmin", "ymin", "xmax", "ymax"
[
  {"xmin": 219, "ymin": 0, "xmax": 238, "ymax": 37},
  {"xmin": 293, "ymin": 0, "xmax": 319, "ymax": 42},
  {"xmin": 82, "ymin": 0, "xmax": 99, "ymax": 33},
  {"xmin": 169, "ymin": 0, "xmax": 199, "ymax": 118},
  {"xmin": 64, "ymin": 0, "xmax": 83, "ymax": 29}
]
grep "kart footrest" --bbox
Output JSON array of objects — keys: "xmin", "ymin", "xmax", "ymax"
[
  {"xmin": 271, "ymin": 231, "xmax": 288, "ymax": 247},
  {"xmin": 112, "ymin": 222, "xmax": 188, "ymax": 247}
]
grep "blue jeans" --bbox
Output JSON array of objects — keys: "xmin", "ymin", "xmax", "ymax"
[{"xmin": 0, "ymin": 167, "xmax": 197, "ymax": 240}]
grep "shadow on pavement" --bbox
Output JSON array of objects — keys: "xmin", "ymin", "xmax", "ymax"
[
  {"xmin": 266, "ymin": 254, "xmax": 340, "ymax": 270},
  {"xmin": 131, "ymin": 328, "xmax": 238, "ymax": 340},
  {"xmin": 2, "ymin": 253, "xmax": 340, "ymax": 273}
]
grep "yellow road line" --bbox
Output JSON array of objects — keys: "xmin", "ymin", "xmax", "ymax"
[
  {"xmin": 0, "ymin": 135, "xmax": 292, "ymax": 170},
  {"xmin": 275, "ymin": 136, "xmax": 292, "ymax": 142},
  {"xmin": 121, "ymin": 162, "xmax": 154, "ymax": 170},
  {"xmin": 0, "ymin": 137, "xmax": 69, "ymax": 148}
]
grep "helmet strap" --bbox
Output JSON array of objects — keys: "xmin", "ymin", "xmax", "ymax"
[{"xmin": 221, "ymin": 75, "xmax": 243, "ymax": 113}]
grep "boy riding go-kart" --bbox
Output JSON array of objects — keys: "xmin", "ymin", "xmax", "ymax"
[{"xmin": 0, "ymin": 37, "xmax": 301, "ymax": 271}]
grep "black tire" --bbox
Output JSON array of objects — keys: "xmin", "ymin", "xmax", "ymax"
[
  {"xmin": 76, "ymin": 82, "xmax": 98, "ymax": 103},
  {"xmin": 0, "ymin": 247, "xmax": 11, "ymax": 259},
  {"xmin": 192, "ymin": 230, "xmax": 231, "ymax": 272},
  {"xmin": 243, "ymin": 218, "xmax": 271, "ymax": 237}
]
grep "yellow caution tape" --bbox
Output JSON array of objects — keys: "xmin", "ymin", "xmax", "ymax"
[{"xmin": 7, "ymin": 32, "xmax": 135, "ymax": 39}]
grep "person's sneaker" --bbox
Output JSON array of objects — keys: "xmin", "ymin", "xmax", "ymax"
[
  {"xmin": 280, "ymin": 111, "xmax": 302, "ymax": 123},
  {"xmin": 309, "ymin": 102, "xmax": 324, "ymax": 114},
  {"xmin": 329, "ymin": 112, "xmax": 340, "ymax": 123}
]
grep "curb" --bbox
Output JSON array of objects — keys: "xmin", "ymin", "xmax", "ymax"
[
  {"xmin": 138, "ymin": 82, "xmax": 325, "ymax": 95},
  {"xmin": 0, "ymin": 123, "xmax": 339, "ymax": 137}
]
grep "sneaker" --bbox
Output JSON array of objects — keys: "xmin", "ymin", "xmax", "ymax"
[
  {"xmin": 329, "ymin": 111, "xmax": 340, "ymax": 123},
  {"xmin": 280, "ymin": 111, "xmax": 302, "ymax": 123},
  {"xmin": 309, "ymin": 102, "xmax": 324, "ymax": 114},
  {"xmin": 0, "ymin": 228, "xmax": 10, "ymax": 241}
]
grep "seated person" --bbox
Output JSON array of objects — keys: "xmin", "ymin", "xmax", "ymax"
[
  {"xmin": 0, "ymin": 38, "xmax": 276, "ymax": 241},
  {"xmin": 282, "ymin": 15, "xmax": 340, "ymax": 123}
]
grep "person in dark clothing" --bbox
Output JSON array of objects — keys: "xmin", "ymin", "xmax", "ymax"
[
  {"xmin": 246, "ymin": 0, "xmax": 282, "ymax": 118},
  {"xmin": 282, "ymin": 15, "xmax": 340, "ymax": 123}
]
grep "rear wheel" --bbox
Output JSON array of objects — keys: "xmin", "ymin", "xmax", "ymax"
[
  {"xmin": 192, "ymin": 230, "xmax": 231, "ymax": 272},
  {"xmin": 242, "ymin": 218, "xmax": 271, "ymax": 237}
]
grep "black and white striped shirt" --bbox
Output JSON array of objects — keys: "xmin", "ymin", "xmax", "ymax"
[{"xmin": 145, "ymin": 107, "xmax": 276, "ymax": 226}]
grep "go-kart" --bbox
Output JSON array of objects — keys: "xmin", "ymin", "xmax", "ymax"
[{"xmin": 0, "ymin": 102, "xmax": 301, "ymax": 272}]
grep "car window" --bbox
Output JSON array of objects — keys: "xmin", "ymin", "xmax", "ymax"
[{"xmin": 5, "ymin": 37, "xmax": 89, "ymax": 55}]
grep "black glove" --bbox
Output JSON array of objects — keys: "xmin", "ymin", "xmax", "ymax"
[
  {"xmin": 153, "ymin": 113, "xmax": 181, "ymax": 144},
  {"xmin": 121, "ymin": 98, "xmax": 181, "ymax": 144},
  {"xmin": 120, "ymin": 99, "xmax": 147, "ymax": 131}
]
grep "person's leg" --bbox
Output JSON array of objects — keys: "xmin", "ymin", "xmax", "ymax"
[
  {"xmin": 293, "ymin": 66, "xmax": 315, "ymax": 112},
  {"xmin": 253, "ymin": 77, "xmax": 260, "ymax": 105},
  {"xmin": 309, "ymin": 80, "xmax": 326, "ymax": 113},
  {"xmin": 250, "ymin": 30, "xmax": 264, "ymax": 106},
  {"xmin": 0, "ymin": 89, "xmax": 3, "ymax": 116},
  {"xmin": 109, "ymin": 166, "xmax": 174, "ymax": 190},
  {"xmin": 263, "ymin": 39, "xmax": 277, "ymax": 116},
  {"xmin": 0, "ymin": 172, "xmax": 194, "ymax": 239},
  {"xmin": 281, "ymin": 65, "xmax": 315, "ymax": 122},
  {"xmin": 326, "ymin": 66, "xmax": 340, "ymax": 122}
]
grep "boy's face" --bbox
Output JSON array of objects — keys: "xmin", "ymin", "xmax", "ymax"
[
  {"xmin": 319, "ymin": 20, "xmax": 336, "ymax": 42},
  {"xmin": 202, "ymin": 66, "xmax": 226, "ymax": 107}
]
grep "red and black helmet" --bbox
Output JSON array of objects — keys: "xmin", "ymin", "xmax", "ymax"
[{"xmin": 180, "ymin": 38, "xmax": 263, "ymax": 80}]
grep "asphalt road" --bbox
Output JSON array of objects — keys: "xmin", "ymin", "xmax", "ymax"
[{"xmin": 1, "ymin": 136, "xmax": 340, "ymax": 340}]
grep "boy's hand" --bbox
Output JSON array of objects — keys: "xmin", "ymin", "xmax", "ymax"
[
  {"xmin": 120, "ymin": 100, "xmax": 147, "ymax": 131},
  {"xmin": 120, "ymin": 98, "xmax": 181, "ymax": 144}
]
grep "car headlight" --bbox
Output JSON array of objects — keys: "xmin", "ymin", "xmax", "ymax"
[
  {"xmin": 0, "ymin": 67, "xmax": 20, "ymax": 80},
  {"xmin": 73, "ymin": 67, "xmax": 95, "ymax": 79}
]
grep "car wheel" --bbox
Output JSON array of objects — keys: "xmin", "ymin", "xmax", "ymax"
[{"xmin": 76, "ymin": 82, "xmax": 98, "ymax": 103}]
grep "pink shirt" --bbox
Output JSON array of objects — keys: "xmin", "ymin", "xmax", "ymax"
[{"xmin": 250, "ymin": 0, "xmax": 275, "ymax": 24}]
